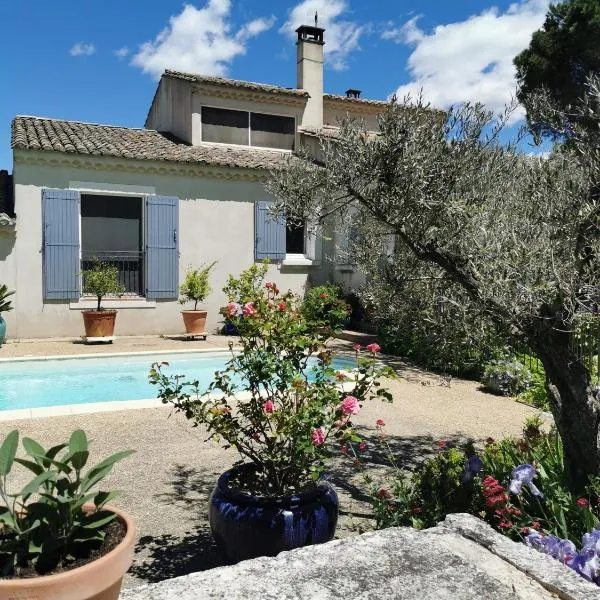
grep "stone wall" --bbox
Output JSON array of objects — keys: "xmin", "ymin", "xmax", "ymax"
[{"xmin": 120, "ymin": 514, "xmax": 598, "ymax": 600}]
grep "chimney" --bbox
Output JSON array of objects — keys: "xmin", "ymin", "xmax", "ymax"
[
  {"xmin": 296, "ymin": 24, "xmax": 325, "ymax": 128},
  {"xmin": 345, "ymin": 89, "xmax": 361, "ymax": 99}
]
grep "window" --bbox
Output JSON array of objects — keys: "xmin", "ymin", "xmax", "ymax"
[
  {"xmin": 201, "ymin": 107, "xmax": 249, "ymax": 146},
  {"xmin": 80, "ymin": 194, "xmax": 144, "ymax": 296},
  {"xmin": 286, "ymin": 223, "xmax": 305, "ymax": 254},
  {"xmin": 201, "ymin": 107, "xmax": 295, "ymax": 150},
  {"xmin": 251, "ymin": 112, "xmax": 295, "ymax": 150}
]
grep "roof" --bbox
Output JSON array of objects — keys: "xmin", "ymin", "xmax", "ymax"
[
  {"xmin": 11, "ymin": 116, "xmax": 293, "ymax": 171},
  {"xmin": 164, "ymin": 70, "xmax": 309, "ymax": 99},
  {"xmin": 298, "ymin": 125, "xmax": 343, "ymax": 139},
  {"xmin": 323, "ymin": 93, "xmax": 389, "ymax": 108}
]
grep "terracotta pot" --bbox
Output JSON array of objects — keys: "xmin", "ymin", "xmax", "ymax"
[
  {"xmin": 181, "ymin": 310, "xmax": 207, "ymax": 334},
  {"xmin": 82, "ymin": 310, "xmax": 117, "ymax": 338},
  {"xmin": 0, "ymin": 504, "xmax": 135, "ymax": 600}
]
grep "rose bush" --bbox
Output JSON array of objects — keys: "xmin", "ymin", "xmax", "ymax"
[{"xmin": 150, "ymin": 266, "xmax": 395, "ymax": 496}]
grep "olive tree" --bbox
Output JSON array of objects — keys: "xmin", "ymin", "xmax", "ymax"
[{"xmin": 267, "ymin": 84, "xmax": 600, "ymax": 492}]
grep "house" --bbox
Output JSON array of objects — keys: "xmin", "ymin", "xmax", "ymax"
[{"xmin": 0, "ymin": 25, "xmax": 387, "ymax": 339}]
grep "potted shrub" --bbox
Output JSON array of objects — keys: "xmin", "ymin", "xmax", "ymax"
[
  {"xmin": 81, "ymin": 260, "xmax": 125, "ymax": 339},
  {"xmin": 0, "ymin": 429, "xmax": 134, "ymax": 600},
  {"xmin": 179, "ymin": 262, "xmax": 216, "ymax": 335},
  {"xmin": 0, "ymin": 283, "xmax": 15, "ymax": 345},
  {"xmin": 150, "ymin": 266, "xmax": 395, "ymax": 562}
]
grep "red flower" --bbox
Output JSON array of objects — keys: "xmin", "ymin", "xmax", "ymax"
[
  {"xmin": 531, "ymin": 520, "xmax": 541, "ymax": 530},
  {"xmin": 412, "ymin": 505, "xmax": 423, "ymax": 514},
  {"xmin": 378, "ymin": 488, "xmax": 391, "ymax": 499},
  {"xmin": 265, "ymin": 282, "xmax": 274, "ymax": 289},
  {"xmin": 576, "ymin": 497, "xmax": 589, "ymax": 508},
  {"xmin": 319, "ymin": 293, "xmax": 329, "ymax": 300},
  {"xmin": 277, "ymin": 302, "xmax": 286, "ymax": 312},
  {"xmin": 376, "ymin": 419, "xmax": 386, "ymax": 427},
  {"xmin": 438, "ymin": 440, "xmax": 447, "ymax": 449},
  {"xmin": 262, "ymin": 400, "xmax": 275, "ymax": 414},
  {"xmin": 340, "ymin": 446, "xmax": 348, "ymax": 455},
  {"xmin": 358, "ymin": 442, "xmax": 367, "ymax": 451},
  {"xmin": 485, "ymin": 494, "xmax": 507, "ymax": 508},
  {"xmin": 520, "ymin": 527, "xmax": 529, "ymax": 535},
  {"xmin": 498, "ymin": 519, "xmax": 513, "ymax": 529},
  {"xmin": 366, "ymin": 343, "xmax": 381, "ymax": 353}
]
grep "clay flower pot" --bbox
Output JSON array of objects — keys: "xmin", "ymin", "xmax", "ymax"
[
  {"xmin": 181, "ymin": 310, "xmax": 207, "ymax": 334},
  {"xmin": 0, "ymin": 504, "xmax": 135, "ymax": 600},
  {"xmin": 82, "ymin": 310, "xmax": 117, "ymax": 338}
]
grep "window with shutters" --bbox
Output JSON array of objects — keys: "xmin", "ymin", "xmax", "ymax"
[
  {"xmin": 201, "ymin": 107, "xmax": 295, "ymax": 150},
  {"xmin": 80, "ymin": 194, "xmax": 144, "ymax": 297},
  {"xmin": 42, "ymin": 189, "xmax": 179, "ymax": 302}
]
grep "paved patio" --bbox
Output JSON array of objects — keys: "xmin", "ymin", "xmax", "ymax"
[{"xmin": 0, "ymin": 335, "xmax": 546, "ymax": 588}]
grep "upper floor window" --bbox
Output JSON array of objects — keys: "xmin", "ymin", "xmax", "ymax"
[{"xmin": 201, "ymin": 107, "xmax": 295, "ymax": 150}]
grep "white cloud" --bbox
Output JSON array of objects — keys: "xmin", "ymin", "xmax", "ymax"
[
  {"xmin": 69, "ymin": 42, "xmax": 96, "ymax": 57},
  {"xmin": 131, "ymin": 1, "xmax": 275, "ymax": 79},
  {"xmin": 388, "ymin": 0, "xmax": 550, "ymax": 118},
  {"xmin": 280, "ymin": 0, "xmax": 364, "ymax": 71},
  {"xmin": 114, "ymin": 47, "xmax": 130, "ymax": 59}
]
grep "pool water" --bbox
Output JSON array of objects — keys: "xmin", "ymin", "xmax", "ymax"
[{"xmin": 0, "ymin": 352, "xmax": 356, "ymax": 411}]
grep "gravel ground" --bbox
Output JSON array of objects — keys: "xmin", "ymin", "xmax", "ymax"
[{"xmin": 0, "ymin": 338, "xmax": 546, "ymax": 588}]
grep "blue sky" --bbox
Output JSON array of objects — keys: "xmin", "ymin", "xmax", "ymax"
[{"xmin": 0, "ymin": 0, "xmax": 551, "ymax": 169}]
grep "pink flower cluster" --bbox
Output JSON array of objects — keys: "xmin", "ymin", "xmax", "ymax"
[
  {"xmin": 263, "ymin": 400, "xmax": 275, "ymax": 414},
  {"xmin": 312, "ymin": 427, "xmax": 326, "ymax": 446},
  {"xmin": 340, "ymin": 395, "xmax": 360, "ymax": 415}
]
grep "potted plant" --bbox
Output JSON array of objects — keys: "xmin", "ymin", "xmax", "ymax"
[
  {"xmin": 0, "ymin": 283, "xmax": 15, "ymax": 345},
  {"xmin": 179, "ymin": 262, "xmax": 216, "ymax": 335},
  {"xmin": 150, "ymin": 266, "xmax": 394, "ymax": 562},
  {"xmin": 0, "ymin": 429, "xmax": 134, "ymax": 600},
  {"xmin": 81, "ymin": 259, "xmax": 125, "ymax": 339}
]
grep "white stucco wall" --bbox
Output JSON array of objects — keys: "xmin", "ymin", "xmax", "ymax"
[
  {"xmin": 7, "ymin": 158, "xmax": 320, "ymax": 339},
  {"xmin": 145, "ymin": 77, "xmax": 192, "ymax": 143}
]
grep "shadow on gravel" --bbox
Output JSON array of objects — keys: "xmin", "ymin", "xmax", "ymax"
[
  {"xmin": 130, "ymin": 464, "xmax": 229, "ymax": 583},
  {"xmin": 328, "ymin": 431, "xmax": 473, "ymax": 504}
]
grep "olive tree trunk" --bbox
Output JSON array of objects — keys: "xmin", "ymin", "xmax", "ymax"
[{"xmin": 531, "ymin": 326, "xmax": 600, "ymax": 492}]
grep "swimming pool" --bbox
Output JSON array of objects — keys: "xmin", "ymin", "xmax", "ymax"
[{"xmin": 0, "ymin": 351, "xmax": 356, "ymax": 411}]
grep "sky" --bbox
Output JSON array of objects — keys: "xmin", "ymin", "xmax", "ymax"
[{"xmin": 0, "ymin": 0, "xmax": 553, "ymax": 170}]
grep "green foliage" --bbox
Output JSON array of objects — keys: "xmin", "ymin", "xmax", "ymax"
[
  {"xmin": 515, "ymin": 0, "xmax": 600, "ymax": 139},
  {"xmin": 301, "ymin": 285, "xmax": 351, "ymax": 333},
  {"xmin": 82, "ymin": 259, "xmax": 126, "ymax": 311},
  {"xmin": 0, "ymin": 429, "xmax": 133, "ymax": 576},
  {"xmin": 179, "ymin": 262, "xmax": 217, "ymax": 311},
  {"xmin": 517, "ymin": 357, "xmax": 549, "ymax": 410},
  {"xmin": 361, "ymin": 416, "xmax": 600, "ymax": 549},
  {"xmin": 0, "ymin": 284, "xmax": 14, "ymax": 313},
  {"xmin": 222, "ymin": 260, "xmax": 269, "ymax": 305},
  {"xmin": 481, "ymin": 357, "xmax": 533, "ymax": 396},
  {"xmin": 150, "ymin": 268, "xmax": 395, "ymax": 496}
]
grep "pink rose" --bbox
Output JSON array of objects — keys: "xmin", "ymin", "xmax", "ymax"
[
  {"xmin": 366, "ymin": 343, "xmax": 381, "ymax": 353},
  {"xmin": 226, "ymin": 302, "xmax": 239, "ymax": 317},
  {"xmin": 311, "ymin": 427, "xmax": 326, "ymax": 446},
  {"xmin": 376, "ymin": 419, "xmax": 385, "ymax": 427},
  {"xmin": 340, "ymin": 395, "xmax": 360, "ymax": 415},
  {"xmin": 262, "ymin": 400, "xmax": 275, "ymax": 414},
  {"xmin": 242, "ymin": 302, "xmax": 255, "ymax": 317},
  {"xmin": 354, "ymin": 343, "xmax": 361, "ymax": 352},
  {"xmin": 265, "ymin": 282, "xmax": 274, "ymax": 289}
]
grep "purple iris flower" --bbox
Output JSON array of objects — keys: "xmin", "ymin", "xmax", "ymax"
[
  {"xmin": 509, "ymin": 464, "xmax": 543, "ymax": 498},
  {"xmin": 461, "ymin": 455, "xmax": 483, "ymax": 483}
]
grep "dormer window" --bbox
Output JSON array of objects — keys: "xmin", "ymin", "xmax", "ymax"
[{"xmin": 200, "ymin": 107, "xmax": 295, "ymax": 150}]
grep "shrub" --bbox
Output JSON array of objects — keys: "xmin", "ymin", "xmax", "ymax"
[
  {"xmin": 481, "ymin": 357, "xmax": 532, "ymax": 396},
  {"xmin": 517, "ymin": 357, "xmax": 549, "ymax": 410},
  {"xmin": 179, "ymin": 262, "xmax": 217, "ymax": 310},
  {"xmin": 0, "ymin": 429, "xmax": 133, "ymax": 576},
  {"xmin": 301, "ymin": 284, "xmax": 351, "ymax": 333},
  {"xmin": 82, "ymin": 259, "xmax": 126, "ymax": 311},
  {"xmin": 0, "ymin": 284, "xmax": 14, "ymax": 313}
]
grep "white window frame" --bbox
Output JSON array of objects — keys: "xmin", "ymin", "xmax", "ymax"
[
  {"xmin": 199, "ymin": 105, "xmax": 296, "ymax": 152},
  {"xmin": 74, "ymin": 190, "xmax": 147, "ymax": 301},
  {"xmin": 282, "ymin": 221, "xmax": 320, "ymax": 266}
]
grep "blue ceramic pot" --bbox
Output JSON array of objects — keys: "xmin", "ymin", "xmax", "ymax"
[
  {"xmin": 0, "ymin": 315, "xmax": 6, "ymax": 345},
  {"xmin": 209, "ymin": 463, "xmax": 338, "ymax": 562}
]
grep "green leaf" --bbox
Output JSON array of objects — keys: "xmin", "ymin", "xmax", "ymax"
[
  {"xmin": 94, "ymin": 490, "xmax": 121, "ymax": 509},
  {"xmin": 70, "ymin": 450, "xmax": 90, "ymax": 471},
  {"xmin": 0, "ymin": 430, "xmax": 18, "ymax": 476},
  {"xmin": 14, "ymin": 457, "xmax": 44, "ymax": 476},
  {"xmin": 81, "ymin": 509, "xmax": 116, "ymax": 530},
  {"xmin": 22, "ymin": 437, "xmax": 45, "ymax": 463},
  {"xmin": 19, "ymin": 471, "xmax": 56, "ymax": 497},
  {"xmin": 69, "ymin": 431, "xmax": 88, "ymax": 467}
]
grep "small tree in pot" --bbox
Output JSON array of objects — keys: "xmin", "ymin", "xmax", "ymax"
[
  {"xmin": 179, "ymin": 261, "xmax": 216, "ymax": 335},
  {"xmin": 0, "ymin": 283, "xmax": 15, "ymax": 345},
  {"xmin": 81, "ymin": 260, "xmax": 125, "ymax": 340}
]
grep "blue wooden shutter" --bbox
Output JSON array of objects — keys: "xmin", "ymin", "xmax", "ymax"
[
  {"xmin": 42, "ymin": 188, "xmax": 80, "ymax": 300},
  {"xmin": 255, "ymin": 201, "xmax": 285, "ymax": 260},
  {"xmin": 146, "ymin": 195, "xmax": 179, "ymax": 299}
]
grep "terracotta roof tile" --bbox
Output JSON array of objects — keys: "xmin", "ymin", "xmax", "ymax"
[
  {"xmin": 11, "ymin": 116, "xmax": 293, "ymax": 171},
  {"xmin": 164, "ymin": 70, "xmax": 309, "ymax": 98}
]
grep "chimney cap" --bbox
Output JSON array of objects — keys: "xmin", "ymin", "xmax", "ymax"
[
  {"xmin": 345, "ymin": 89, "xmax": 362, "ymax": 99},
  {"xmin": 296, "ymin": 25, "xmax": 325, "ymax": 45}
]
